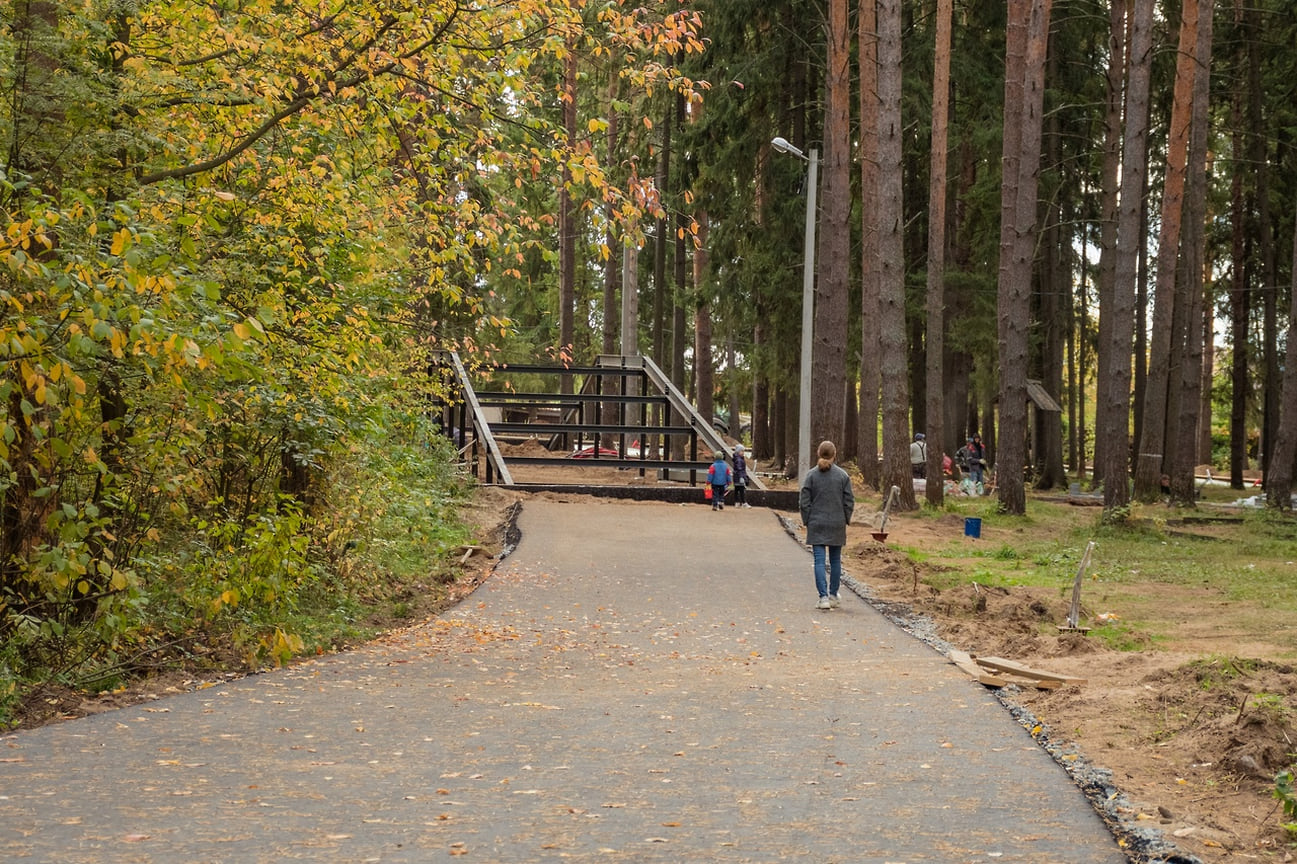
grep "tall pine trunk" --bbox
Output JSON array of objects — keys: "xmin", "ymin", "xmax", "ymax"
[
  {"xmin": 1035, "ymin": 34, "xmax": 1065, "ymax": 490},
  {"xmin": 876, "ymin": 0, "xmax": 912, "ymax": 507},
  {"xmin": 1092, "ymin": 0, "xmax": 1125, "ymax": 488},
  {"xmin": 924, "ymin": 0, "xmax": 952, "ymax": 506},
  {"xmin": 1168, "ymin": 0, "xmax": 1214, "ymax": 507},
  {"xmin": 995, "ymin": 0, "xmax": 1052, "ymax": 516},
  {"xmin": 857, "ymin": 0, "xmax": 882, "ymax": 490},
  {"xmin": 1098, "ymin": 0, "xmax": 1153, "ymax": 516},
  {"xmin": 814, "ymin": 0, "xmax": 851, "ymax": 450},
  {"xmin": 1134, "ymin": 0, "xmax": 1200, "ymax": 501},
  {"xmin": 1265, "ymin": 215, "xmax": 1297, "ymax": 511}
]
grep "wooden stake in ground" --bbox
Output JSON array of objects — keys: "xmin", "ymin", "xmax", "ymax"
[{"xmin": 1061, "ymin": 540, "xmax": 1095, "ymax": 632}]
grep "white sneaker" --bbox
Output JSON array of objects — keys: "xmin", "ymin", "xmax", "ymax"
[
  {"xmin": 828, "ymin": 594, "xmax": 841, "ymax": 608},
  {"xmin": 817, "ymin": 596, "xmax": 832, "ymax": 610},
  {"xmin": 742, "ymin": 503, "xmax": 752, "ymax": 509}
]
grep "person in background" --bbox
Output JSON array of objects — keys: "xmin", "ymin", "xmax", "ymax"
[
  {"xmin": 963, "ymin": 433, "xmax": 987, "ymax": 486},
  {"xmin": 910, "ymin": 432, "xmax": 927, "ymax": 479},
  {"xmin": 732, "ymin": 444, "xmax": 751, "ymax": 508},
  {"xmin": 707, "ymin": 451, "xmax": 732, "ymax": 511},
  {"xmin": 799, "ymin": 440, "xmax": 855, "ymax": 610}
]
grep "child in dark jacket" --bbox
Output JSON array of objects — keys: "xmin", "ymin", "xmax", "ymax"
[
  {"xmin": 708, "ymin": 453, "xmax": 732, "ymax": 510},
  {"xmin": 732, "ymin": 444, "xmax": 751, "ymax": 508}
]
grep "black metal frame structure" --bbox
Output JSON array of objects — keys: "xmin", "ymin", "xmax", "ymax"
[{"xmin": 429, "ymin": 352, "xmax": 768, "ymax": 493}]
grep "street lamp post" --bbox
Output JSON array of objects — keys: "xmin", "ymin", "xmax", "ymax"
[{"xmin": 771, "ymin": 136, "xmax": 818, "ymax": 481}]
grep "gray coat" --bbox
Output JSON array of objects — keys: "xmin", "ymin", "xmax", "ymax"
[{"xmin": 799, "ymin": 463, "xmax": 855, "ymax": 547}]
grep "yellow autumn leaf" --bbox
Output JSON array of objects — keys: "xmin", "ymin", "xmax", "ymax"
[{"xmin": 110, "ymin": 229, "xmax": 131, "ymax": 256}]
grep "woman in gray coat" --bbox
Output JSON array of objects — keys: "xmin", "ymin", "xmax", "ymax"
[{"xmin": 798, "ymin": 440, "xmax": 855, "ymax": 609}]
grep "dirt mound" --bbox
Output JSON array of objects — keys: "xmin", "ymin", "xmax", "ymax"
[
  {"xmin": 841, "ymin": 509, "xmax": 1297, "ymax": 862},
  {"xmin": 1137, "ymin": 658, "xmax": 1297, "ymax": 776}
]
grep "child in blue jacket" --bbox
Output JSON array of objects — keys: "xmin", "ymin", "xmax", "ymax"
[{"xmin": 708, "ymin": 452, "xmax": 732, "ymax": 510}]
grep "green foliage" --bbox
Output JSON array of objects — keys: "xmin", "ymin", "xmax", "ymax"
[
  {"xmin": 1088, "ymin": 622, "xmax": 1156, "ymax": 652},
  {"xmin": 1274, "ymin": 767, "xmax": 1297, "ymax": 836},
  {"xmin": 988, "ymin": 543, "xmax": 1023, "ymax": 561},
  {"xmin": 0, "ymin": 405, "xmax": 474, "ymax": 727},
  {"xmin": 0, "ymin": 0, "xmax": 702, "ymax": 726},
  {"xmin": 1250, "ymin": 692, "xmax": 1289, "ymax": 724},
  {"xmin": 1189, "ymin": 656, "xmax": 1257, "ymax": 691}
]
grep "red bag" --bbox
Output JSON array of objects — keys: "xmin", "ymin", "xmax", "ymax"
[{"xmin": 704, "ymin": 485, "xmax": 713, "ymax": 500}]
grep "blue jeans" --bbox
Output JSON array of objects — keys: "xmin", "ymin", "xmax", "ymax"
[{"xmin": 812, "ymin": 545, "xmax": 843, "ymax": 598}]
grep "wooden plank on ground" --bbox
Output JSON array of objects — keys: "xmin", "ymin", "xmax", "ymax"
[
  {"xmin": 1018, "ymin": 676, "xmax": 1063, "ymax": 690},
  {"xmin": 949, "ymin": 650, "xmax": 1007, "ymax": 687},
  {"xmin": 972, "ymin": 655, "xmax": 1086, "ymax": 686}
]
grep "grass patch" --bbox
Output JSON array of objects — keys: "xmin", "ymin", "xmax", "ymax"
[{"xmin": 894, "ymin": 490, "xmax": 1297, "ymax": 656}]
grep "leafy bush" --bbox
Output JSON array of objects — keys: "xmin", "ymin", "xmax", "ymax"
[
  {"xmin": 0, "ymin": 397, "xmax": 474, "ymax": 727},
  {"xmin": 1274, "ymin": 767, "xmax": 1297, "ymax": 836}
]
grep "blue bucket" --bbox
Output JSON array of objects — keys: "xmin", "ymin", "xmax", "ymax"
[{"xmin": 964, "ymin": 517, "xmax": 982, "ymax": 539}]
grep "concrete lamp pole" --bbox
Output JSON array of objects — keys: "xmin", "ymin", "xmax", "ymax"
[{"xmin": 771, "ymin": 136, "xmax": 818, "ymax": 482}]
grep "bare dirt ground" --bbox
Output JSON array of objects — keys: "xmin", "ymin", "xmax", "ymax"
[{"xmin": 840, "ymin": 510, "xmax": 1297, "ymax": 864}]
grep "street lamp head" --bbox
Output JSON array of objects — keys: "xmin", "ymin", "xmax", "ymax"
[{"xmin": 771, "ymin": 136, "xmax": 807, "ymax": 160}]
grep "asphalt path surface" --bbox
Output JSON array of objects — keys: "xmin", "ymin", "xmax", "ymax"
[{"xmin": 0, "ymin": 498, "xmax": 1130, "ymax": 863}]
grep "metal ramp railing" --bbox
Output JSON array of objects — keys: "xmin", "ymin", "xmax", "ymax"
[{"xmin": 428, "ymin": 352, "xmax": 765, "ymax": 491}]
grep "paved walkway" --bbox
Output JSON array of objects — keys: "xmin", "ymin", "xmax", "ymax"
[{"xmin": 0, "ymin": 499, "xmax": 1128, "ymax": 863}]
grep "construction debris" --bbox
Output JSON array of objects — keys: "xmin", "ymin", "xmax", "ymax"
[
  {"xmin": 949, "ymin": 650, "xmax": 1007, "ymax": 687},
  {"xmin": 1059, "ymin": 541, "xmax": 1095, "ymax": 633},
  {"xmin": 948, "ymin": 650, "xmax": 1086, "ymax": 690}
]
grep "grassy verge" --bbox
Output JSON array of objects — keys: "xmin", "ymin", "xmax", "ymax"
[{"xmin": 893, "ymin": 484, "xmax": 1297, "ymax": 659}]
